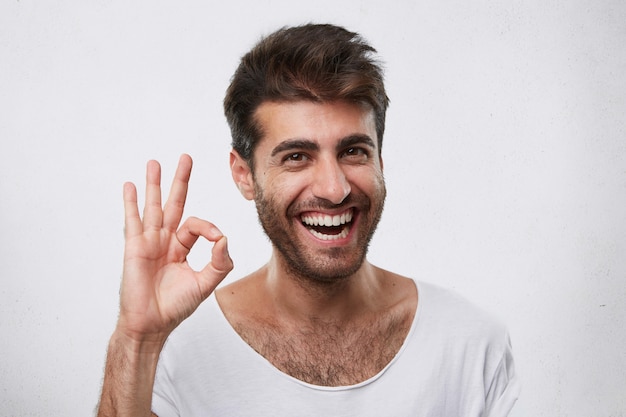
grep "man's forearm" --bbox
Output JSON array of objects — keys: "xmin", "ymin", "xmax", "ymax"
[{"xmin": 97, "ymin": 331, "xmax": 163, "ymax": 417}]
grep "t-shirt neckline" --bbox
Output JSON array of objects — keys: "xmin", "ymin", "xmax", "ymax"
[{"xmin": 212, "ymin": 279, "xmax": 423, "ymax": 392}]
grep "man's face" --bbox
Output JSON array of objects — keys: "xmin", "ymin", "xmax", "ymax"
[{"xmin": 246, "ymin": 100, "xmax": 386, "ymax": 284}]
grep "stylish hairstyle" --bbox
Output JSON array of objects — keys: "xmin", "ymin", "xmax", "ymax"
[{"xmin": 224, "ymin": 23, "xmax": 389, "ymax": 171}]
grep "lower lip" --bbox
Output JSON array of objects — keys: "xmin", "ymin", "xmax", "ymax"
[{"xmin": 308, "ymin": 225, "xmax": 350, "ymax": 241}]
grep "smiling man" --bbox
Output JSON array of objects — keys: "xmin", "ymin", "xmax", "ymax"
[
  {"xmin": 238, "ymin": 100, "xmax": 386, "ymax": 285},
  {"xmin": 97, "ymin": 24, "xmax": 519, "ymax": 417}
]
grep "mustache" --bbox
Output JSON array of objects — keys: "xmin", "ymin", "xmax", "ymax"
[{"xmin": 287, "ymin": 193, "xmax": 369, "ymax": 215}]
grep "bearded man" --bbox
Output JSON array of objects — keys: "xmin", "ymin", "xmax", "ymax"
[{"xmin": 97, "ymin": 23, "xmax": 520, "ymax": 417}]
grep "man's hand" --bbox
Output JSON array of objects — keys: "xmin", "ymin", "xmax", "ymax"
[
  {"xmin": 97, "ymin": 154, "xmax": 232, "ymax": 417},
  {"xmin": 117, "ymin": 154, "xmax": 233, "ymax": 345}
]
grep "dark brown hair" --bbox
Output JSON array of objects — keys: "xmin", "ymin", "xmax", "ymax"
[{"xmin": 223, "ymin": 23, "xmax": 389, "ymax": 171}]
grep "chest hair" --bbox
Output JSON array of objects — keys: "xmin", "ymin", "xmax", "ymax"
[{"xmin": 232, "ymin": 312, "xmax": 413, "ymax": 386}]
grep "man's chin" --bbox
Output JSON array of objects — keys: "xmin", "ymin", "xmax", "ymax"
[{"xmin": 283, "ymin": 252, "xmax": 367, "ymax": 285}]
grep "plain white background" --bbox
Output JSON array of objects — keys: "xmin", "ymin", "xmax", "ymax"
[{"xmin": 1, "ymin": 1, "xmax": 625, "ymax": 415}]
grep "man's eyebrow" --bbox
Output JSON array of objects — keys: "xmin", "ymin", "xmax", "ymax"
[
  {"xmin": 270, "ymin": 135, "xmax": 376, "ymax": 157},
  {"xmin": 337, "ymin": 134, "xmax": 377, "ymax": 151},
  {"xmin": 271, "ymin": 139, "xmax": 319, "ymax": 157}
]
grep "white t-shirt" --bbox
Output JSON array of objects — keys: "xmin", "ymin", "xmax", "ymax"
[{"xmin": 152, "ymin": 280, "xmax": 520, "ymax": 416}]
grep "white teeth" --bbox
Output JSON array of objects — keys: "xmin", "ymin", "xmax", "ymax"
[
  {"xmin": 300, "ymin": 209, "xmax": 354, "ymax": 240},
  {"xmin": 301, "ymin": 210, "xmax": 353, "ymax": 227}
]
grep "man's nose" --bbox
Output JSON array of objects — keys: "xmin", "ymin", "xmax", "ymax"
[{"xmin": 311, "ymin": 158, "xmax": 351, "ymax": 205}]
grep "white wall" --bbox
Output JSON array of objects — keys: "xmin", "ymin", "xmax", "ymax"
[{"xmin": 1, "ymin": 1, "xmax": 624, "ymax": 415}]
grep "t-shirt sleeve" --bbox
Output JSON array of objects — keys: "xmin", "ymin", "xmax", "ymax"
[{"xmin": 484, "ymin": 334, "xmax": 521, "ymax": 417}]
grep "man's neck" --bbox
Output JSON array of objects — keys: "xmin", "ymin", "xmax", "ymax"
[{"xmin": 263, "ymin": 251, "xmax": 387, "ymax": 325}]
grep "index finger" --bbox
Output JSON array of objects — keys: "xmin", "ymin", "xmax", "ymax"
[
  {"xmin": 162, "ymin": 154, "xmax": 193, "ymax": 231},
  {"xmin": 123, "ymin": 181, "xmax": 142, "ymax": 238}
]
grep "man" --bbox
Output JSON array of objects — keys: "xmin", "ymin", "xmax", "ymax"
[{"xmin": 97, "ymin": 24, "xmax": 519, "ymax": 416}]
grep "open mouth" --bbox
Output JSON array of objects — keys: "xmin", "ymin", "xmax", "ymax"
[{"xmin": 300, "ymin": 209, "xmax": 354, "ymax": 241}]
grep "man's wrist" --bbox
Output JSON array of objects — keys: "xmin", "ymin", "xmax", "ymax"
[{"xmin": 109, "ymin": 326, "xmax": 168, "ymax": 357}]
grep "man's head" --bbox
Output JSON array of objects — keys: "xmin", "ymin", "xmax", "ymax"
[
  {"xmin": 226, "ymin": 24, "xmax": 389, "ymax": 285},
  {"xmin": 224, "ymin": 23, "xmax": 389, "ymax": 173}
]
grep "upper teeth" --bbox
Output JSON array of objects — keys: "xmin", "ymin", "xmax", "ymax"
[{"xmin": 301, "ymin": 210, "xmax": 353, "ymax": 227}]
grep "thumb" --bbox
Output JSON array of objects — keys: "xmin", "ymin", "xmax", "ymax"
[
  {"xmin": 211, "ymin": 236, "xmax": 234, "ymax": 275},
  {"xmin": 198, "ymin": 236, "xmax": 233, "ymax": 296}
]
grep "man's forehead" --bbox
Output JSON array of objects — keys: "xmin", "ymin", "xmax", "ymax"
[{"xmin": 252, "ymin": 100, "xmax": 377, "ymax": 142}]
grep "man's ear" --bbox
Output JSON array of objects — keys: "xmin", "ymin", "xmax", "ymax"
[{"xmin": 230, "ymin": 150, "xmax": 255, "ymax": 200}]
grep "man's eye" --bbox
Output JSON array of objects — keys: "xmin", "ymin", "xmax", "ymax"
[
  {"xmin": 285, "ymin": 153, "xmax": 308, "ymax": 162},
  {"xmin": 343, "ymin": 147, "xmax": 368, "ymax": 158}
]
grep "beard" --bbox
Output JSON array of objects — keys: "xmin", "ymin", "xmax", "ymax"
[{"xmin": 253, "ymin": 180, "xmax": 386, "ymax": 286}]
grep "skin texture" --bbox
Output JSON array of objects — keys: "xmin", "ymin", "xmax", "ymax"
[
  {"xmin": 97, "ymin": 100, "xmax": 417, "ymax": 415},
  {"xmin": 250, "ymin": 100, "xmax": 386, "ymax": 286}
]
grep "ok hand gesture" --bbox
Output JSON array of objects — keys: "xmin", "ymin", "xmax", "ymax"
[{"xmin": 117, "ymin": 154, "xmax": 233, "ymax": 346}]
